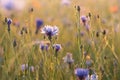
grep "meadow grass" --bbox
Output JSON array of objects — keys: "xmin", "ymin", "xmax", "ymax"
[{"xmin": 0, "ymin": 0, "xmax": 120, "ymax": 80}]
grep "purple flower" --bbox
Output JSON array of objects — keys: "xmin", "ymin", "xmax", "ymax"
[
  {"xmin": 40, "ymin": 41, "xmax": 49, "ymax": 51},
  {"xmin": 41, "ymin": 25, "xmax": 59, "ymax": 40},
  {"xmin": 7, "ymin": 18, "xmax": 12, "ymax": 33},
  {"xmin": 4, "ymin": 1, "xmax": 14, "ymax": 10},
  {"xmin": 75, "ymin": 68, "xmax": 89, "ymax": 79},
  {"xmin": 21, "ymin": 64, "xmax": 28, "ymax": 71},
  {"xmin": 91, "ymin": 73, "xmax": 98, "ymax": 80},
  {"xmin": 53, "ymin": 44, "xmax": 61, "ymax": 53},
  {"xmin": 35, "ymin": 19, "xmax": 43, "ymax": 34},
  {"xmin": 7, "ymin": 18, "xmax": 12, "ymax": 25},
  {"xmin": 81, "ymin": 16, "xmax": 87, "ymax": 25}
]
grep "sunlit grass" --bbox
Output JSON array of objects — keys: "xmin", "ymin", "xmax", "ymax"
[{"xmin": 0, "ymin": 0, "xmax": 120, "ymax": 80}]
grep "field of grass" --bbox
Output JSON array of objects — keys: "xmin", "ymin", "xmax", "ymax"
[{"xmin": 0, "ymin": 0, "xmax": 120, "ymax": 80}]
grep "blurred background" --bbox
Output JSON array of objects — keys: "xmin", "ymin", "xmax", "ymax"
[{"xmin": 0, "ymin": 0, "xmax": 120, "ymax": 80}]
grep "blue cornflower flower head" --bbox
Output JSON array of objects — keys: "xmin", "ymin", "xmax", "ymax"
[
  {"xmin": 41, "ymin": 25, "xmax": 59, "ymax": 40},
  {"xmin": 75, "ymin": 68, "xmax": 89, "ymax": 80},
  {"xmin": 35, "ymin": 19, "xmax": 43, "ymax": 34},
  {"xmin": 7, "ymin": 18, "xmax": 12, "ymax": 25},
  {"xmin": 36, "ymin": 19, "xmax": 43, "ymax": 28},
  {"xmin": 6, "ymin": 18, "xmax": 12, "ymax": 33},
  {"xmin": 53, "ymin": 44, "xmax": 61, "ymax": 53},
  {"xmin": 39, "ymin": 41, "xmax": 50, "ymax": 51},
  {"xmin": 40, "ymin": 44, "xmax": 47, "ymax": 51},
  {"xmin": 81, "ymin": 16, "xmax": 87, "ymax": 25}
]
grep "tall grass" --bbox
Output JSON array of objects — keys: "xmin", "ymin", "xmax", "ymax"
[{"xmin": 0, "ymin": 0, "xmax": 120, "ymax": 80}]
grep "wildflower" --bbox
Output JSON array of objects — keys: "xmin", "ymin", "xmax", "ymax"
[
  {"xmin": 75, "ymin": 68, "xmax": 89, "ymax": 80},
  {"xmin": 21, "ymin": 64, "xmax": 28, "ymax": 71},
  {"xmin": 41, "ymin": 25, "xmax": 59, "ymax": 41},
  {"xmin": 1, "ymin": 0, "xmax": 27, "ymax": 11},
  {"xmin": 53, "ymin": 44, "xmax": 61, "ymax": 58},
  {"xmin": 91, "ymin": 73, "xmax": 98, "ymax": 80},
  {"xmin": 40, "ymin": 44, "xmax": 48, "ymax": 51},
  {"xmin": 53, "ymin": 44, "xmax": 61, "ymax": 53},
  {"xmin": 7, "ymin": 18, "xmax": 12, "ymax": 25},
  {"xmin": 63, "ymin": 52, "xmax": 74, "ymax": 64},
  {"xmin": 40, "ymin": 41, "xmax": 50, "ymax": 51},
  {"xmin": 81, "ymin": 16, "xmax": 87, "ymax": 25},
  {"xmin": 61, "ymin": 0, "xmax": 71, "ymax": 6},
  {"xmin": 7, "ymin": 18, "xmax": 12, "ymax": 33},
  {"xmin": 3, "ymin": 0, "xmax": 14, "ymax": 10},
  {"xmin": 85, "ymin": 75, "xmax": 90, "ymax": 80},
  {"xmin": 35, "ymin": 19, "xmax": 43, "ymax": 34}
]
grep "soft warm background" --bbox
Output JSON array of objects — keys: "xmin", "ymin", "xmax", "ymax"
[{"xmin": 0, "ymin": 0, "xmax": 120, "ymax": 80}]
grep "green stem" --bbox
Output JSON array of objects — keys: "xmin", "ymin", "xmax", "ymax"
[{"xmin": 76, "ymin": 7, "xmax": 82, "ymax": 67}]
